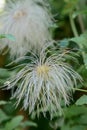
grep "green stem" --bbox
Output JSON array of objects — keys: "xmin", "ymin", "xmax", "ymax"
[
  {"xmin": 69, "ymin": 14, "xmax": 79, "ymax": 37},
  {"xmin": 73, "ymin": 88, "xmax": 87, "ymax": 93}
]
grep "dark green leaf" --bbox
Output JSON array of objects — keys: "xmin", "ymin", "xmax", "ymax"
[
  {"xmin": 0, "ymin": 68, "xmax": 11, "ymax": 78},
  {"xmin": 5, "ymin": 116, "xmax": 24, "ymax": 130},
  {"xmin": 70, "ymin": 125, "xmax": 86, "ymax": 130},
  {"xmin": 0, "ymin": 109, "xmax": 10, "ymax": 123},
  {"xmin": 70, "ymin": 32, "xmax": 87, "ymax": 68},
  {"xmin": 20, "ymin": 121, "xmax": 37, "ymax": 128},
  {"xmin": 76, "ymin": 95, "xmax": 87, "ymax": 105},
  {"xmin": 64, "ymin": 105, "xmax": 87, "ymax": 118},
  {"xmin": 62, "ymin": 0, "xmax": 78, "ymax": 15}
]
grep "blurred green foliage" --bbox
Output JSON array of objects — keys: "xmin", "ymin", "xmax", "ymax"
[{"xmin": 0, "ymin": 101, "xmax": 37, "ymax": 130}]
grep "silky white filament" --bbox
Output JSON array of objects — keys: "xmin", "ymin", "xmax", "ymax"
[{"xmin": 0, "ymin": 0, "xmax": 52, "ymax": 58}]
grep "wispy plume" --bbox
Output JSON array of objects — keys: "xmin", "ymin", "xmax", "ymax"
[
  {"xmin": 4, "ymin": 45, "xmax": 82, "ymax": 118},
  {"xmin": 0, "ymin": 0, "xmax": 52, "ymax": 57}
]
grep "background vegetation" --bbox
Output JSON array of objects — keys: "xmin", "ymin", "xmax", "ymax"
[{"xmin": 0, "ymin": 0, "xmax": 87, "ymax": 130}]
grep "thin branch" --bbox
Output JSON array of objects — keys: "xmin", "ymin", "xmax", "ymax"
[
  {"xmin": 69, "ymin": 13, "xmax": 79, "ymax": 37},
  {"xmin": 73, "ymin": 88, "xmax": 87, "ymax": 93}
]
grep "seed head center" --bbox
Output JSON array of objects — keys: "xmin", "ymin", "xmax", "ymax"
[
  {"xmin": 13, "ymin": 10, "xmax": 26, "ymax": 19},
  {"xmin": 37, "ymin": 65, "xmax": 50, "ymax": 76}
]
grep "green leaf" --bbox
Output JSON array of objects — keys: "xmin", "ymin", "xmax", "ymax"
[
  {"xmin": 5, "ymin": 116, "xmax": 24, "ymax": 130},
  {"xmin": 0, "ymin": 100, "xmax": 7, "ymax": 105},
  {"xmin": 0, "ymin": 109, "xmax": 10, "ymax": 123},
  {"xmin": 71, "ymin": 125, "xmax": 86, "ymax": 130},
  {"xmin": 62, "ymin": 0, "xmax": 78, "ymax": 15},
  {"xmin": 64, "ymin": 105, "xmax": 87, "ymax": 118},
  {"xmin": 74, "ymin": 114, "xmax": 87, "ymax": 125},
  {"xmin": 0, "ymin": 68, "xmax": 11, "ymax": 85},
  {"xmin": 0, "ymin": 78, "xmax": 7, "ymax": 84},
  {"xmin": 0, "ymin": 34, "xmax": 16, "ymax": 41},
  {"xmin": 0, "ymin": 68, "xmax": 11, "ymax": 78},
  {"xmin": 70, "ymin": 32, "xmax": 87, "ymax": 68},
  {"xmin": 20, "ymin": 121, "xmax": 37, "ymax": 128},
  {"xmin": 0, "ymin": 34, "xmax": 6, "ymax": 39},
  {"xmin": 3, "ymin": 100, "xmax": 16, "ymax": 115},
  {"xmin": 61, "ymin": 125, "xmax": 70, "ymax": 130},
  {"xmin": 72, "ymin": 9, "xmax": 87, "ymax": 18},
  {"xmin": 75, "ymin": 95, "xmax": 87, "ymax": 105}
]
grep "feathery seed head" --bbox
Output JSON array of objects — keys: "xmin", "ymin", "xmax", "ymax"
[
  {"xmin": 4, "ymin": 46, "xmax": 82, "ymax": 119},
  {"xmin": 0, "ymin": 0, "xmax": 53, "ymax": 57}
]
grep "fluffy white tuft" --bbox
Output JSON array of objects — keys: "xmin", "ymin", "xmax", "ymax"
[
  {"xmin": 0, "ymin": 0, "xmax": 52, "ymax": 58},
  {"xmin": 4, "ymin": 46, "xmax": 82, "ymax": 118}
]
